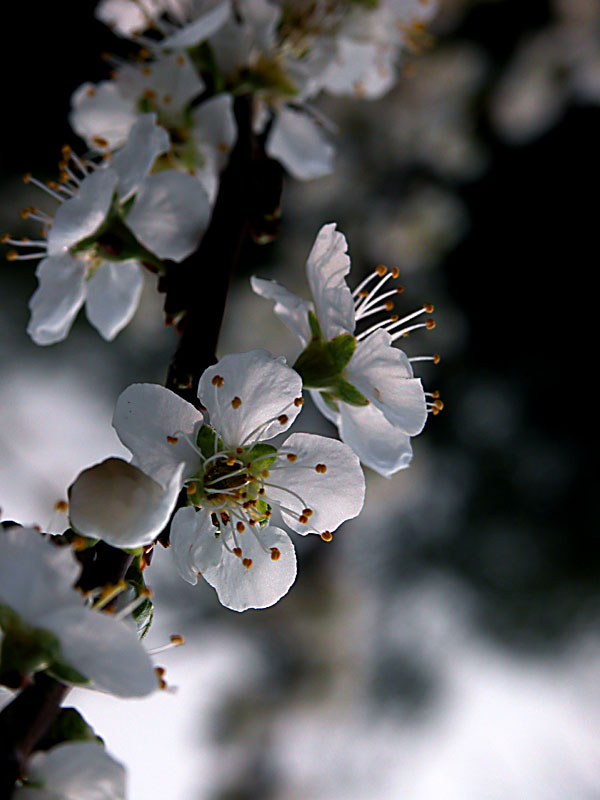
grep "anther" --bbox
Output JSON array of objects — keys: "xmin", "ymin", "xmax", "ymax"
[
  {"xmin": 294, "ymin": 397, "xmax": 304, "ymax": 407},
  {"xmin": 211, "ymin": 513, "xmax": 219, "ymax": 527},
  {"xmin": 396, "ymin": 286, "xmax": 404, "ymax": 294},
  {"xmin": 6, "ymin": 251, "xmax": 18, "ymax": 261},
  {"xmin": 358, "ymin": 290, "xmax": 370, "ymax": 298},
  {"xmin": 1, "ymin": 234, "xmax": 9, "ymax": 244},
  {"xmin": 166, "ymin": 435, "xmax": 178, "ymax": 444},
  {"xmin": 226, "ymin": 457, "xmax": 237, "ymax": 466},
  {"xmin": 236, "ymin": 521, "xmax": 245, "ymax": 533},
  {"xmin": 277, "ymin": 414, "xmax": 288, "ymax": 425},
  {"xmin": 270, "ymin": 547, "xmax": 281, "ymax": 561},
  {"xmin": 220, "ymin": 512, "xmax": 230, "ymax": 524},
  {"xmin": 385, "ymin": 300, "xmax": 394, "ymax": 311},
  {"xmin": 231, "ymin": 396, "xmax": 242, "ymax": 409},
  {"xmin": 236, "ymin": 448, "xmax": 243, "ymax": 454},
  {"xmin": 53, "ymin": 500, "xmax": 68, "ymax": 513},
  {"xmin": 242, "ymin": 558, "xmax": 253, "ymax": 569},
  {"xmin": 211, "ymin": 375, "xmax": 224, "ymax": 387},
  {"xmin": 426, "ymin": 319, "xmax": 436, "ymax": 330},
  {"xmin": 423, "ymin": 303, "xmax": 434, "ymax": 313},
  {"xmin": 286, "ymin": 453, "xmax": 297, "ymax": 462},
  {"xmin": 261, "ymin": 469, "xmax": 270, "ymax": 478},
  {"xmin": 92, "ymin": 137, "xmax": 109, "ymax": 149},
  {"xmin": 376, "ymin": 264, "xmax": 387, "ymax": 277},
  {"xmin": 258, "ymin": 488, "xmax": 265, "ymax": 495},
  {"xmin": 433, "ymin": 399, "xmax": 444, "ymax": 411},
  {"xmin": 302, "ymin": 508, "xmax": 313, "ymax": 517},
  {"xmin": 321, "ymin": 531, "xmax": 333, "ymax": 542},
  {"xmin": 20, "ymin": 208, "xmax": 30, "ymax": 219},
  {"xmin": 170, "ymin": 634, "xmax": 184, "ymax": 646},
  {"xmin": 186, "ymin": 483, "xmax": 197, "ymax": 495},
  {"xmin": 298, "ymin": 514, "xmax": 309, "ymax": 524},
  {"xmin": 23, "ymin": 173, "xmax": 32, "ymax": 183},
  {"xmin": 434, "ymin": 354, "xmax": 441, "ymax": 364},
  {"xmin": 233, "ymin": 547, "xmax": 242, "ymax": 558},
  {"xmin": 315, "ymin": 464, "xmax": 327, "ymax": 473},
  {"xmin": 391, "ymin": 267, "xmax": 400, "ymax": 279}
]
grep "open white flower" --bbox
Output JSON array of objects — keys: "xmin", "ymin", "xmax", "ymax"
[
  {"xmin": 252, "ymin": 223, "xmax": 440, "ymax": 477},
  {"xmin": 0, "ymin": 528, "xmax": 157, "ymax": 697},
  {"xmin": 6, "ymin": 114, "xmax": 210, "ymax": 345},
  {"xmin": 14, "ymin": 741, "xmax": 125, "ymax": 800},
  {"xmin": 107, "ymin": 350, "xmax": 364, "ymax": 611}
]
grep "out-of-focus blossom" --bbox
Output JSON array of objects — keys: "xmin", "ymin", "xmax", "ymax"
[
  {"xmin": 253, "ymin": 223, "xmax": 437, "ymax": 476},
  {"xmin": 6, "ymin": 115, "xmax": 210, "ymax": 345},
  {"xmin": 14, "ymin": 741, "xmax": 125, "ymax": 800},
  {"xmin": 0, "ymin": 527, "xmax": 157, "ymax": 697},
  {"xmin": 102, "ymin": 350, "xmax": 364, "ymax": 610}
]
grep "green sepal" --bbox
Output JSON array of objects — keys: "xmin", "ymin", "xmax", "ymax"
[
  {"xmin": 0, "ymin": 623, "xmax": 61, "ymax": 683},
  {"xmin": 332, "ymin": 378, "xmax": 369, "ymax": 407},
  {"xmin": 308, "ymin": 310, "xmax": 322, "ymax": 340},
  {"xmin": 293, "ymin": 334, "xmax": 357, "ymax": 388},
  {"xmin": 124, "ymin": 562, "xmax": 154, "ymax": 640},
  {"xmin": 246, "ymin": 442, "xmax": 278, "ymax": 470},
  {"xmin": 234, "ymin": 57, "xmax": 299, "ymax": 97},
  {"xmin": 320, "ymin": 392, "xmax": 339, "ymax": 413},
  {"xmin": 47, "ymin": 660, "xmax": 90, "ymax": 686},
  {"xmin": 197, "ymin": 424, "xmax": 224, "ymax": 459},
  {"xmin": 0, "ymin": 604, "xmax": 20, "ymax": 632},
  {"xmin": 35, "ymin": 707, "xmax": 102, "ymax": 751}
]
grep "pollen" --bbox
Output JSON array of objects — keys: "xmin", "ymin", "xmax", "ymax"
[
  {"xmin": 315, "ymin": 463, "xmax": 327, "ymax": 474},
  {"xmin": 226, "ymin": 457, "xmax": 237, "ymax": 466},
  {"xmin": 236, "ymin": 521, "xmax": 245, "ymax": 533},
  {"xmin": 261, "ymin": 469, "xmax": 270, "ymax": 478},
  {"xmin": 233, "ymin": 547, "xmax": 242, "ymax": 558},
  {"xmin": 231, "ymin": 396, "xmax": 242, "ymax": 409},
  {"xmin": 170, "ymin": 634, "xmax": 184, "ymax": 646},
  {"xmin": 23, "ymin": 173, "xmax": 32, "ymax": 183},
  {"xmin": 258, "ymin": 487, "xmax": 265, "ymax": 496},
  {"xmin": 302, "ymin": 508, "xmax": 313, "ymax": 517},
  {"xmin": 270, "ymin": 547, "xmax": 281, "ymax": 561},
  {"xmin": 186, "ymin": 482, "xmax": 197, "ymax": 495},
  {"xmin": 433, "ymin": 354, "xmax": 441, "ymax": 364},
  {"xmin": 320, "ymin": 531, "xmax": 333, "ymax": 542},
  {"xmin": 20, "ymin": 208, "xmax": 31, "ymax": 219},
  {"xmin": 287, "ymin": 453, "xmax": 298, "ymax": 462},
  {"xmin": 53, "ymin": 499, "xmax": 68, "ymax": 513},
  {"xmin": 211, "ymin": 513, "xmax": 219, "ymax": 527},
  {"xmin": 242, "ymin": 558, "xmax": 253, "ymax": 569},
  {"xmin": 221, "ymin": 511, "xmax": 230, "ymax": 524},
  {"xmin": 385, "ymin": 300, "xmax": 394, "ymax": 311},
  {"xmin": 391, "ymin": 267, "xmax": 400, "ymax": 279},
  {"xmin": 6, "ymin": 251, "xmax": 18, "ymax": 261},
  {"xmin": 396, "ymin": 285, "xmax": 404, "ymax": 294},
  {"xmin": 426, "ymin": 319, "xmax": 436, "ymax": 330},
  {"xmin": 166, "ymin": 435, "xmax": 178, "ymax": 444},
  {"xmin": 278, "ymin": 414, "xmax": 288, "ymax": 425},
  {"xmin": 376, "ymin": 264, "xmax": 387, "ymax": 277},
  {"xmin": 92, "ymin": 136, "xmax": 109, "ymax": 149},
  {"xmin": 236, "ymin": 448, "xmax": 243, "ymax": 454},
  {"xmin": 294, "ymin": 397, "xmax": 304, "ymax": 407},
  {"xmin": 211, "ymin": 375, "xmax": 225, "ymax": 387},
  {"xmin": 298, "ymin": 514, "xmax": 309, "ymax": 524},
  {"xmin": 423, "ymin": 303, "xmax": 434, "ymax": 313}
]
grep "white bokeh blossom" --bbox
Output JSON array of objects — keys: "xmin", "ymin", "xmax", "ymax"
[
  {"xmin": 14, "ymin": 741, "xmax": 125, "ymax": 800},
  {"xmin": 92, "ymin": 350, "xmax": 365, "ymax": 611},
  {"xmin": 252, "ymin": 223, "xmax": 440, "ymax": 477},
  {"xmin": 5, "ymin": 114, "xmax": 210, "ymax": 345},
  {"xmin": 0, "ymin": 528, "xmax": 157, "ymax": 697}
]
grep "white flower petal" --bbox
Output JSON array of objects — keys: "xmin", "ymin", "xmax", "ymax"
[
  {"xmin": 117, "ymin": 52, "xmax": 204, "ymax": 114},
  {"xmin": 309, "ymin": 388, "xmax": 340, "ymax": 426},
  {"xmin": 339, "ymin": 401, "xmax": 413, "ymax": 477},
  {"xmin": 27, "ymin": 255, "xmax": 86, "ymax": 346},
  {"xmin": 170, "ymin": 506, "xmax": 223, "ymax": 584},
  {"xmin": 126, "ymin": 170, "xmax": 211, "ymax": 261},
  {"xmin": 47, "ymin": 169, "xmax": 118, "ymax": 255},
  {"xmin": 96, "ymin": 0, "xmax": 163, "ymax": 36},
  {"xmin": 345, "ymin": 330, "xmax": 427, "ymax": 434},
  {"xmin": 250, "ymin": 276, "xmax": 313, "ymax": 350},
  {"xmin": 0, "ymin": 528, "xmax": 80, "ymax": 625},
  {"xmin": 110, "ymin": 114, "xmax": 170, "ymax": 201},
  {"xmin": 70, "ymin": 81, "xmax": 138, "ymax": 151},
  {"xmin": 266, "ymin": 106, "xmax": 335, "ymax": 180},
  {"xmin": 202, "ymin": 526, "xmax": 296, "ymax": 612},
  {"xmin": 305, "ymin": 222, "xmax": 355, "ymax": 339},
  {"xmin": 198, "ymin": 350, "xmax": 303, "ymax": 447},
  {"xmin": 84, "ymin": 260, "xmax": 144, "ymax": 341},
  {"xmin": 24, "ymin": 741, "xmax": 125, "ymax": 800},
  {"xmin": 190, "ymin": 93, "xmax": 237, "ymax": 171},
  {"xmin": 113, "ymin": 383, "xmax": 203, "ymax": 485},
  {"xmin": 320, "ymin": 38, "xmax": 396, "ymax": 99},
  {"xmin": 161, "ymin": 1, "xmax": 231, "ymax": 48},
  {"xmin": 68, "ymin": 458, "xmax": 183, "ymax": 548},
  {"xmin": 40, "ymin": 606, "xmax": 157, "ymax": 697},
  {"xmin": 269, "ymin": 432, "xmax": 365, "ymax": 536}
]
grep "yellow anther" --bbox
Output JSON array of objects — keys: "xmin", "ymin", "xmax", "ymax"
[
  {"xmin": 261, "ymin": 469, "xmax": 270, "ymax": 478},
  {"xmin": 390, "ymin": 314, "xmax": 399, "ymax": 323},
  {"xmin": 396, "ymin": 286, "xmax": 404, "ymax": 294},
  {"xmin": 315, "ymin": 463, "xmax": 327, "ymax": 474},
  {"xmin": 258, "ymin": 487, "xmax": 265, "ymax": 496},
  {"xmin": 166, "ymin": 435, "xmax": 178, "ymax": 444},
  {"xmin": 220, "ymin": 511, "xmax": 230, "ymax": 524},
  {"xmin": 23, "ymin": 173, "xmax": 32, "ymax": 183},
  {"xmin": 431, "ymin": 390, "xmax": 440, "ymax": 399},
  {"xmin": 426, "ymin": 319, "xmax": 436, "ymax": 330},
  {"xmin": 86, "ymin": 87, "xmax": 96, "ymax": 97},
  {"xmin": 236, "ymin": 447, "xmax": 243, "ymax": 454},
  {"xmin": 321, "ymin": 531, "xmax": 333, "ymax": 542},
  {"xmin": 302, "ymin": 508, "xmax": 313, "ymax": 517},
  {"xmin": 233, "ymin": 547, "xmax": 242, "ymax": 558},
  {"xmin": 286, "ymin": 453, "xmax": 297, "ymax": 462},
  {"xmin": 226, "ymin": 457, "xmax": 237, "ymax": 466},
  {"xmin": 385, "ymin": 300, "xmax": 394, "ymax": 311},
  {"xmin": 92, "ymin": 136, "xmax": 109, "ymax": 148},
  {"xmin": 7, "ymin": 250, "xmax": 18, "ymax": 261},
  {"xmin": 423, "ymin": 303, "xmax": 434, "ymax": 314},
  {"xmin": 1, "ymin": 234, "xmax": 9, "ymax": 244},
  {"xmin": 294, "ymin": 397, "xmax": 304, "ymax": 407},
  {"xmin": 242, "ymin": 558, "xmax": 253, "ymax": 569},
  {"xmin": 231, "ymin": 396, "xmax": 242, "ymax": 409},
  {"xmin": 53, "ymin": 499, "xmax": 68, "ymax": 513},
  {"xmin": 270, "ymin": 547, "xmax": 281, "ymax": 561},
  {"xmin": 358, "ymin": 290, "xmax": 370, "ymax": 298},
  {"xmin": 236, "ymin": 521, "xmax": 245, "ymax": 533},
  {"xmin": 433, "ymin": 399, "xmax": 444, "ymax": 411},
  {"xmin": 298, "ymin": 514, "xmax": 309, "ymax": 524},
  {"xmin": 433, "ymin": 354, "xmax": 441, "ymax": 364},
  {"xmin": 376, "ymin": 264, "xmax": 387, "ymax": 277},
  {"xmin": 277, "ymin": 414, "xmax": 288, "ymax": 425},
  {"xmin": 70, "ymin": 535, "xmax": 89, "ymax": 552},
  {"xmin": 20, "ymin": 208, "xmax": 31, "ymax": 219},
  {"xmin": 61, "ymin": 144, "xmax": 71, "ymax": 159},
  {"xmin": 391, "ymin": 266, "xmax": 400, "ymax": 279},
  {"xmin": 211, "ymin": 374, "xmax": 225, "ymax": 387}
]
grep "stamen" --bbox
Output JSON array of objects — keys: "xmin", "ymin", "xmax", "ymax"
[
  {"xmin": 242, "ymin": 558, "xmax": 253, "ymax": 569},
  {"xmin": 321, "ymin": 531, "xmax": 333, "ymax": 542},
  {"xmin": 148, "ymin": 634, "xmax": 185, "ymax": 655},
  {"xmin": 114, "ymin": 588, "xmax": 153, "ymax": 621},
  {"xmin": 92, "ymin": 581, "xmax": 127, "ymax": 611}
]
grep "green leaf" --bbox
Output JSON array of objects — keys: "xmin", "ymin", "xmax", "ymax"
[
  {"xmin": 1, "ymin": 625, "xmax": 61, "ymax": 681},
  {"xmin": 246, "ymin": 442, "xmax": 278, "ymax": 469},
  {"xmin": 308, "ymin": 310, "xmax": 322, "ymax": 340},
  {"xmin": 48, "ymin": 659, "xmax": 90, "ymax": 687},
  {"xmin": 320, "ymin": 392, "xmax": 339, "ymax": 413},
  {"xmin": 326, "ymin": 334, "xmax": 356, "ymax": 372},
  {"xmin": 124, "ymin": 562, "xmax": 154, "ymax": 639},
  {"xmin": 197, "ymin": 424, "xmax": 223, "ymax": 459},
  {"xmin": 333, "ymin": 379, "xmax": 370, "ymax": 407},
  {"xmin": 0, "ymin": 604, "xmax": 20, "ymax": 632}
]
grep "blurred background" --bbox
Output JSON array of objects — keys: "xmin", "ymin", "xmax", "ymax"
[{"xmin": 1, "ymin": 0, "xmax": 598, "ymax": 797}]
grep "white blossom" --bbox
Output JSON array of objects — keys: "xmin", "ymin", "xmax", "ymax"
[
  {"xmin": 252, "ymin": 223, "xmax": 440, "ymax": 477},
  {"xmin": 105, "ymin": 350, "xmax": 365, "ymax": 611},
  {"xmin": 6, "ymin": 114, "xmax": 210, "ymax": 345},
  {"xmin": 0, "ymin": 528, "xmax": 157, "ymax": 697},
  {"xmin": 14, "ymin": 741, "xmax": 125, "ymax": 800}
]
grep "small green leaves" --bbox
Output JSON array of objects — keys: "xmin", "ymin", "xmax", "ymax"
[
  {"xmin": 327, "ymin": 334, "xmax": 356, "ymax": 369},
  {"xmin": 308, "ymin": 310, "xmax": 322, "ymax": 340},
  {"xmin": 0, "ymin": 616, "xmax": 61, "ymax": 687},
  {"xmin": 293, "ymin": 334, "xmax": 356, "ymax": 388},
  {"xmin": 333, "ymin": 379, "xmax": 369, "ymax": 406},
  {"xmin": 125, "ymin": 561, "xmax": 154, "ymax": 639},
  {"xmin": 197, "ymin": 424, "xmax": 224, "ymax": 459},
  {"xmin": 246, "ymin": 442, "xmax": 278, "ymax": 470}
]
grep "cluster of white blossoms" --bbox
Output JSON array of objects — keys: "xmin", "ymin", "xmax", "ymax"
[{"xmin": 1, "ymin": 2, "xmax": 441, "ymax": 796}]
